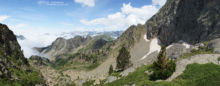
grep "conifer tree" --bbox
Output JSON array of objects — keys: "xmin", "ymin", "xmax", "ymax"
[
  {"xmin": 109, "ymin": 65, "xmax": 113, "ymax": 75},
  {"xmin": 116, "ymin": 46, "xmax": 131, "ymax": 71},
  {"xmin": 150, "ymin": 46, "xmax": 176, "ymax": 80}
]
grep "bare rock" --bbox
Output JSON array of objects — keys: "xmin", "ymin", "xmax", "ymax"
[
  {"xmin": 120, "ymin": 67, "xmax": 135, "ymax": 77},
  {"xmin": 145, "ymin": 71, "xmax": 153, "ymax": 75},
  {"xmin": 105, "ymin": 76, "xmax": 118, "ymax": 83},
  {"xmin": 208, "ymin": 38, "xmax": 220, "ymax": 53}
]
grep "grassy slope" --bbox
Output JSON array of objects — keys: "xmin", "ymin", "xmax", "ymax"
[{"xmin": 89, "ymin": 63, "xmax": 220, "ymax": 86}]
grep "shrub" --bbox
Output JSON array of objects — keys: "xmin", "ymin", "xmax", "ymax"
[
  {"xmin": 150, "ymin": 46, "xmax": 176, "ymax": 81},
  {"xmin": 116, "ymin": 46, "xmax": 131, "ymax": 71}
]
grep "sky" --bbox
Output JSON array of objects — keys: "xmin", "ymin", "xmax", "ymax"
[{"xmin": 0, "ymin": 0, "xmax": 166, "ymax": 58}]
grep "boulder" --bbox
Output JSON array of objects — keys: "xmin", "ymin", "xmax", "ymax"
[
  {"xmin": 208, "ymin": 38, "xmax": 220, "ymax": 53},
  {"xmin": 105, "ymin": 76, "xmax": 118, "ymax": 83}
]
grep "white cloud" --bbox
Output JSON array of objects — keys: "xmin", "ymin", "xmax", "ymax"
[
  {"xmin": 17, "ymin": 39, "xmax": 42, "ymax": 58},
  {"xmin": 80, "ymin": 2, "xmax": 159, "ymax": 31},
  {"xmin": 0, "ymin": 15, "xmax": 9, "ymax": 22},
  {"xmin": 152, "ymin": 0, "xmax": 166, "ymax": 7},
  {"xmin": 74, "ymin": 0, "xmax": 95, "ymax": 7}
]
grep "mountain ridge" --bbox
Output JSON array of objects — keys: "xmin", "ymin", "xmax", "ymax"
[{"xmin": 1, "ymin": 0, "xmax": 219, "ymax": 85}]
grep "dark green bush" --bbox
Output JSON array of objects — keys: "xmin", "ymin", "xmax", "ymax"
[{"xmin": 109, "ymin": 65, "xmax": 114, "ymax": 75}]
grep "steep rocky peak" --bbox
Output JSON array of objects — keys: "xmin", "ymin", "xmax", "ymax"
[
  {"xmin": 52, "ymin": 37, "xmax": 66, "ymax": 44},
  {"xmin": 0, "ymin": 23, "xmax": 24, "ymax": 58},
  {"xmin": 0, "ymin": 24, "xmax": 42, "ymax": 84},
  {"xmin": 146, "ymin": 0, "xmax": 220, "ymax": 45}
]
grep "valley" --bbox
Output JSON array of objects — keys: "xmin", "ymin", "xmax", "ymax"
[{"xmin": 0, "ymin": 0, "xmax": 220, "ymax": 86}]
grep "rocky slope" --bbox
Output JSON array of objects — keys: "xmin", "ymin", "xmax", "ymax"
[
  {"xmin": 146, "ymin": 0, "xmax": 220, "ymax": 45},
  {"xmin": 0, "ymin": 23, "xmax": 45, "ymax": 85}
]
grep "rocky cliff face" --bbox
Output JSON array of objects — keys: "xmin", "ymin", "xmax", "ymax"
[
  {"xmin": 0, "ymin": 23, "xmax": 28, "ymax": 78},
  {"xmin": 0, "ymin": 23, "xmax": 45, "ymax": 85},
  {"xmin": 146, "ymin": 0, "xmax": 220, "ymax": 45}
]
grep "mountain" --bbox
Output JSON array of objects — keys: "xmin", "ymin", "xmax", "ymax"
[
  {"xmin": 146, "ymin": 0, "xmax": 220, "ymax": 45},
  {"xmin": 35, "ymin": 33, "xmax": 116, "ymax": 61},
  {"xmin": 0, "ymin": 23, "xmax": 45, "ymax": 85},
  {"xmin": 35, "ymin": 36, "xmax": 92, "ymax": 61},
  {"xmin": 26, "ymin": 0, "xmax": 220, "ymax": 85}
]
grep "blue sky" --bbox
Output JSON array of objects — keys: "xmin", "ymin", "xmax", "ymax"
[{"xmin": 0, "ymin": 0, "xmax": 166, "ymax": 33}]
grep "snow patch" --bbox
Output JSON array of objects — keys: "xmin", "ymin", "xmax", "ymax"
[
  {"xmin": 17, "ymin": 39, "xmax": 42, "ymax": 58},
  {"xmin": 166, "ymin": 44, "xmax": 174, "ymax": 49},
  {"xmin": 182, "ymin": 42, "xmax": 191, "ymax": 48},
  {"xmin": 178, "ymin": 40, "xmax": 191, "ymax": 48},
  {"xmin": 141, "ymin": 37, "xmax": 161, "ymax": 60},
  {"xmin": 144, "ymin": 34, "xmax": 150, "ymax": 42}
]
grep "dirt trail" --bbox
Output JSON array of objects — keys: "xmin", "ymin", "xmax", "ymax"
[{"xmin": 166, "ymin": 54, "xmax": 220, "ymax": 81}]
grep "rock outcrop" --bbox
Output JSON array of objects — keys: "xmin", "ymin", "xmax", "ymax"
[
  {"xmin": 146, "ymin": 0, "xmax": 220, "ymax": 45},
  {"xmin": 207, "ymin": 38, "xmax": 220, "ymax": 53},
  {"xmin": 0, "ymin": 23, "xmax": 28, "ymax": 78}
]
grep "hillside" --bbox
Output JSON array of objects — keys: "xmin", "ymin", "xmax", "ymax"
[
  {"xmin": 0, "ymin": 23, "xmax": 45, "ymax": 85},
  {"xmin": 16, "ymin": 0, "xmax": 220, "ymax": 85}
]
